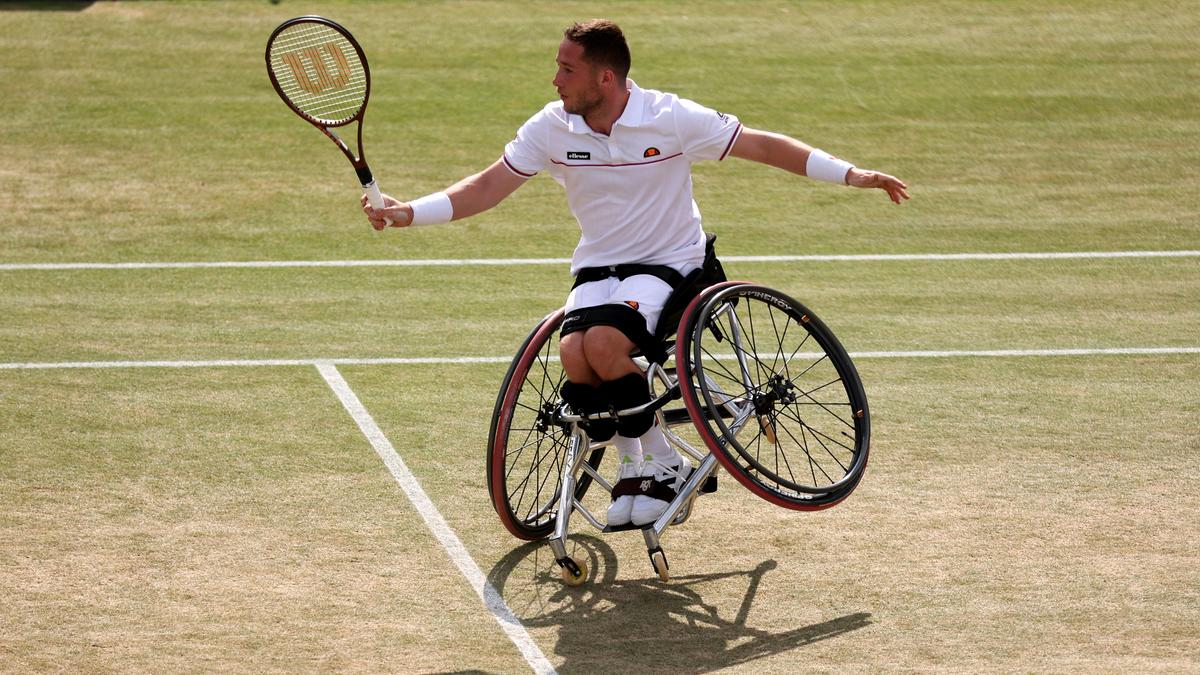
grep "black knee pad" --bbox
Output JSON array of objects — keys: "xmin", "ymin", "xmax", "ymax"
[
  {"xmin": 560, "ymin": 381, "xmax": 615, "ymax": 442},
  {"xmin": 559, "ymin": 380, "xmax": 591, "ymax": 411},
  {"xmin": 602, "ymin": 373, "xmax": 655, "ymax": 438}
]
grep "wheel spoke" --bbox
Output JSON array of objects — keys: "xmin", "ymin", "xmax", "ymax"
[
  {"xmin": 780, "ymin": 418, "xmax": 840, "ymax": 484},
  {"xmin": 743, "ymin": 299, "xmax": 770, "ymax": 392},
  {"xmin": 790, "ymin": 377, "xmax": 855, "ymax": 429},
  {"xmin": 776, "ymin": 405, "xmax": 855, "ymax": 460},
  {"xmin": 766, "ymin": 304, "xmax": 792, "ymax": 383},
  {"xmin": 768, "ymin": 409, "xmax": 804, "ymax": 487},
  {"xmin": 506, "ymin": 430, "xmax": 555, "ymax": 510}
]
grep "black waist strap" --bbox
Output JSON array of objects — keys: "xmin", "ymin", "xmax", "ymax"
[{"xmin": 572, "ymin": 263, "xmax": 685, "ymax": 290}]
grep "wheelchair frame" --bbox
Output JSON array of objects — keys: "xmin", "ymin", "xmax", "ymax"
[{"xmin": 488, "ymin": 281, "xmax": 870, "ymax": 585}]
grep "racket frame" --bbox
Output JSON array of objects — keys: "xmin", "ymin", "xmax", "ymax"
[{"xmin": 265, "ymin": 15, "xmax": 390, "ymax": 221}]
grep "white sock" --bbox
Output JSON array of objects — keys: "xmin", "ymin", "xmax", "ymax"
[
  {"xmin": 611, "ymin": 434, "xmax": 641, "ymax": 467},
  {"xmin": 638, "ymin": 425, "xmax": 677, "ymax": 464}
]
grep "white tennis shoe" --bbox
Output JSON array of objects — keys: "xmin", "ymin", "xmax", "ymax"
[
  {"xmin": 630, "ymin": 453, "xmax": 693, "ymax": 526},
  {"xmin": 606, "ymin": 455, "xmax": 642, "ymax": 527}
]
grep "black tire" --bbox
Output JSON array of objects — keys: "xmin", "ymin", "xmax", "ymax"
[
  {"xmin": 677, "ymin": 283, "xmax": 870, "ymax": 510},
  {"xmin": 488, "ymin": 310, "xmax": 605, "ymax": 540}
]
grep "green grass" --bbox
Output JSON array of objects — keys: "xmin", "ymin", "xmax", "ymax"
[
  {"xmin": 1, "ymin": 258, "xmax": 1196, "ymax": 364},
  {"xmin": 2, "ymin": 1, "xmax": 1198, "ymax": 263},
  {"xmin": 1, "ymin": 1, "xmax": 1198, "ymax": 672}
]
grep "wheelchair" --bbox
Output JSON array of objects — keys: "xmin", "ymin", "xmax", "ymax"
[{"xmin": 487, "ymin": 278, "xmax": 870, "ymax": 586}]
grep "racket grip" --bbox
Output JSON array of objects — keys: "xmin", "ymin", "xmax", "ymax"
[{"xmin": 363, "ymin": 180, "xmax": 394, "ymax": 228}]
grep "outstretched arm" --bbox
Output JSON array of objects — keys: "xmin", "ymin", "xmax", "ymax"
[
  {"xmin": 362, "ymin": 158, "xmax": 529, "ymax": 230},
  {"xmin": 728, "ymin": 127, "xmax": 910, "ymax": 204}
]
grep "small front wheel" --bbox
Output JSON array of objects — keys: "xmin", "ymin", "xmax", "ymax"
[
  {"xmin": 650, "ymin": 550, "xmax": 670, "ymax": 582},
  {"xmin": 560, "ymin": 556, "xmax": 589, "ymax": 587}
]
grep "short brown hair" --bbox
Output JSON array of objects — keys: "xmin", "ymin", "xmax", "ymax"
[{"xmin": 563, "ymin": 19, "xmax": 631, "ymax": 80}]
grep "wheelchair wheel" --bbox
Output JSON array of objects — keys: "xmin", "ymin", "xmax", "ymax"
[
  {"xmin": 488, "ymin": 309, "xmax": 605, "ymax": 540},
  {"xmin": 677, "ymin": 282, "xmax": 870, "ymax": 510}
]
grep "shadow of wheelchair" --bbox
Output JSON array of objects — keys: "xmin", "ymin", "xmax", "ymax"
[{"xmin": 487, "ymin": 536, "xmax": 872, "ymax": 673}]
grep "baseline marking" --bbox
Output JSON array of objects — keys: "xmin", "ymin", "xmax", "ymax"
[
  {"xmin": 1, "ymin": 250, "xmax": 1197, "ymax": 271},
  {"xmin": 317, "ymin": 363, "xmax": 556, "ymax": 675},
  {"xmin": 0, "ymin": 356, "xmax": 512, "ymax": 370},
  {"xmin": 2, "ymin": 347, "xmax": 1197, "ymax": 370}
]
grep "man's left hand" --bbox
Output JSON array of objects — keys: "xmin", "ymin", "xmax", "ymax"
[{"xmin": 847, "ymin": 169, "xmax": 910, "ymax": 204}]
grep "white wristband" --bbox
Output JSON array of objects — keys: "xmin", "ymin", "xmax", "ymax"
[
  {"xmin": 806, "ymin": 149, "xmax": 855, "ymax": 185},
  {"xmin": 408, "ymin": 191, "xmax": 453, "ymax": 226}
]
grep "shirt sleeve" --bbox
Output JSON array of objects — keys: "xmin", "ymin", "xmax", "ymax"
[
  {"xmin": 673, "ymin": 96, "xmax": 742, "ymax": 162},
  {"xmin": 502, "ymin": 107, "xmax": 551, "ymax": 178}
]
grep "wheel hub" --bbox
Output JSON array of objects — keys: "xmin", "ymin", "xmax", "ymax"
[
  {"xmin": 753, "ymin": 374, "xmax": 797, "ymax": 414},
  {"xmin": 536, "ymin": 400, "xmax": 558, "ymax": 433}
]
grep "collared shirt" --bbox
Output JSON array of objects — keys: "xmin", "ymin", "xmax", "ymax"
[{"xmin": 502, "ymin": 80, "xmax": 742, "ymax": 275}]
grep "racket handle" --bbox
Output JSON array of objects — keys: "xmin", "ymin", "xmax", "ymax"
[{"xmin": 363, "ymin": 180, "xmax": 394, "ymax": 228}]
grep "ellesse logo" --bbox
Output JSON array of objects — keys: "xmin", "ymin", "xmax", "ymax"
[
  {"xmin": 567, "ymin": 151, "xmax": 590, "ymax": 160},
  {"xmin": 624, "ymin": 300, "xmax": 640, "ymax": 310},
  {"xmin": 643, "ymin": 147, "xmax": 660, "ymax": 158}
]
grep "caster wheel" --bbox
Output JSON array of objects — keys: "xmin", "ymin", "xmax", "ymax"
[
  {"xmin": 560, "ymin": 556, "xmax": 588, "ymax": 587},
  {"xmin": 651, "ymin": 551, "xmax": 670, "ymax": 582}
]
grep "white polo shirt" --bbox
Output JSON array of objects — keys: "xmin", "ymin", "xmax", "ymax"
[{"xmin": 502, "ymin": 80, "xmax": 742, "ymax": 275}]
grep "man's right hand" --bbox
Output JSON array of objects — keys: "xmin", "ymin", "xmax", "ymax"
[{"xmin": 361, "ymin": 193, "xmax": 414, "ymax": 230}]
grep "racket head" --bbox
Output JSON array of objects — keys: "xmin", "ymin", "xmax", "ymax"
[{"xmin": 265, "ymin": 16, "xmax": 370, "ymax": 127}]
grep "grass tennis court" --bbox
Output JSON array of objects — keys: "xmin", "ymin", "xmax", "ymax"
[{"xmin": 2, "ymin": 1, "xmax": 1197, "ymax": 672}]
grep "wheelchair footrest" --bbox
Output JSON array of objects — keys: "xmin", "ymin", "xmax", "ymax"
[
  {"xmin": 700, "ymin": 475, "xmax": 718, "ymax": 493},
  {"xmin": 602, "ymin": 522, "xmax": 654, "ymax": 534}
]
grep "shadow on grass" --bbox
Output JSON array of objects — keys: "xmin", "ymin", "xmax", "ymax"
[
  {"xmin": 0, "ymin": 1, "xmax": 94, "ymax": 10},
  {"xmin": 489, "ymin": 536, "xmax": 872, "ymax": 673}
]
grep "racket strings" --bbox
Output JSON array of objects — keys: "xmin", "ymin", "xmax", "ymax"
[{"xmin": 269, "ymin": 23, "xmax": 367, "ymax": 125}]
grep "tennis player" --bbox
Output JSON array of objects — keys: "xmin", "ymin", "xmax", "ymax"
[{"xmin": 364, "ymin": 19, "xmax": 909, "ymax": 527}]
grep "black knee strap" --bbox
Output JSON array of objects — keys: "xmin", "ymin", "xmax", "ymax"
[
  {"xmin": 602, "ymin": 373, "xmax": 655, "ymax": 438},
  {"xmin": 560, "ymin": 381, "xmax": 615, "ymax": 442},
  {"xmin": 560, "ymin": 304, "xmax": 668, "ymax": 365}
]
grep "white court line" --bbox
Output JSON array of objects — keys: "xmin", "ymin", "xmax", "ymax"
[
  {"xmin": 2, "ymin": 347, "xmax": 1197, "ymax": 370},
  {"xmin": 0, "ymin": 357, "xmax": 512, "ymax": 370},
  {"xmin": 730, "ymin": 250, "xmax": 1200, "ymax": 262},
  {"xmin": 849, "ymin": 347, "xmax": 1200, "ymax": 358},
  {"xmin": 317, "ymin": 364, "xmax": 557, "ymax": 675},
  {"xmin": 1, "ymin": 249, "xmax": 1197, "ymax": 270}
]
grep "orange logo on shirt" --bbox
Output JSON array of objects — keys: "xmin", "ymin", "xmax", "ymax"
[
  {"xmin": 643, "ymin": 147, "xmax": 660, "ymax": 158},
  {"xmin": 624, "ymin": 300, "xmax": 640, "ymax": 310}
]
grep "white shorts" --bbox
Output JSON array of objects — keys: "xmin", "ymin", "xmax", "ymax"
[{"xmin": 564, "ymin": 274, "xmax": 675, "ymax": 335}]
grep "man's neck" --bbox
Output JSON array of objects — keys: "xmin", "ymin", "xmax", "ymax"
[{"xmin": 583, "ymin": 83, "xmax": 631, "ymax": 136}]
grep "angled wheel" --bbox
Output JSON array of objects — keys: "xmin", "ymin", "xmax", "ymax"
[
  {"xmin": 677, "ymin": 282, "xmax": 870, "ymax": 510},
  {"xmin": 560, "ymin": 556, "xmax": 590, "ymax": 587},
  {"xmin": 488, "ymin": 309, "xmax": 605, "ymax": 540},
  {"xmin": 650, "ymin": 550, "xmax": 670, "ymax": 582}
]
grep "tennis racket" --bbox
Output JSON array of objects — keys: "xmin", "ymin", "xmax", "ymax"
[{"xmin": 265, "ymin": 16, "xmax": 392, "ymax": 228}]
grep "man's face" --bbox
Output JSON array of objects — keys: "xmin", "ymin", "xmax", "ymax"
[{"xmin": 552, "ymin": 38, "xmax": 605, "ymax": 116}]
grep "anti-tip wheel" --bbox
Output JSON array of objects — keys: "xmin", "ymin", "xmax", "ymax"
[
  {"xmin": 651, "ymin": 551, "xmax": 670, "ymax": 582},
  {"xmin": 560, "ymin": 556, "xmax": 589, "ymax": 587}
]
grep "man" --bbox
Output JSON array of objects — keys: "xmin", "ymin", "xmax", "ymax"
[{"xmin": 364, "ymin": 19, "xmax": 909, "ymax": 528}]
